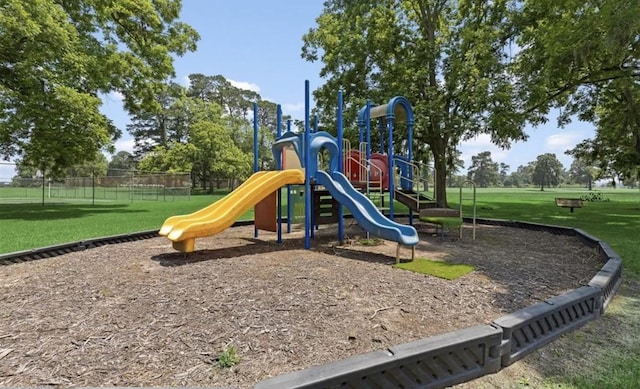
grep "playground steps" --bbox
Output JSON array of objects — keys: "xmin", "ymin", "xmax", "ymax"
[
  {"xmin": 313, "ymin": 189, "xmax": 340, "ymax": 226},
  {"xmin": 349, "ymin": 180, "xmax": 385, "ymax": 190},
  {"xmin": 394, "ymin": 189, "xmax": 436, "ymax": 212}
]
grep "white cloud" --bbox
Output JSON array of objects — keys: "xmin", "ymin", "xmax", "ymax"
[
  {"xmin": 180, "ymin": 75, "xmax": 191, "ymax": 87},
  {"xmin": 113, "ymin": 138, "xmax": 136, "ymax": 154},
  {"xmin": 228, "ymin": 79, "xmax": 261, "ymax": 93},
  {"xmin": 108, "ymin": 91, "xmax": 124, "ymax": 102},
  {"xmin": 459, "ymin": 134, "xmax": 513, "ymax": 172},
  {"xmin": 282, "ymin": 102, "xmax": 304, "ymax": 113},
  {"xmin": 545, "ymin": 132, "xmax": 582, "ymax": 152},
  {"xmin": 462, "ymin": 133, "xmax": 494, "ymax": 148}
]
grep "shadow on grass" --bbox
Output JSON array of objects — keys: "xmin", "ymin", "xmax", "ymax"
[{"xmin": 0, "ymin": 203, "xmax": 147, "ymax": 221}]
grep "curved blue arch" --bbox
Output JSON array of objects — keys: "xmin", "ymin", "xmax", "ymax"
[
  {"xmin": 272, "ymin": 131, "xmax": 303, "ymax": 168},
  {"xmin": 307, "ymin": 131, "xmax": 339, "ymax": 178},
  {"xmin": 385, "ymin": 96, "xmax": 414, "ymax": 124}
]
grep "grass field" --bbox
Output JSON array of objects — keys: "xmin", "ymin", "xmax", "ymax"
[{"xmin": 1, "ymin": 186, "xmax": 639, "ymax": 388}]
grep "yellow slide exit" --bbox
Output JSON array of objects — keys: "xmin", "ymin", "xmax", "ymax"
[{"xmin": 161, "ymin": 169, "xmax": 304, "ymax": 253}]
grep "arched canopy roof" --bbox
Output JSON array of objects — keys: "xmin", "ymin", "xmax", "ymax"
[{"xmin": 357, "ymin": 96, "xmax": 414, "ymax": 125}]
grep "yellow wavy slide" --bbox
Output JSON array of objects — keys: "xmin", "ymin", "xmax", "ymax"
[{"xmin": 161, "ymin": 169, "xmax": 305, "ymax": 253}]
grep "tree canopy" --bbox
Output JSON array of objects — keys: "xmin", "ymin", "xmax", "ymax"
[
  {"xmin": 302, "ymin": 0, "xmax": 537, "ymax": 206},
  {"xmin": 515, "ymin": 0, "xmax": 640, "ymax": 181},
  {"xmin": 532, "ymin": 153, "xmax": 564, "ymax": 191},
  {"xmin": 303, "ymin": 0, "xmax": 640, "ymax": 204},
  {"xmin": 0, "ymin": 0, "xmax": 199, "ymax": 178},
  {"xmin": 467, "ymin": 151, "xmax": 500, "ymax": 188},
  {"xmin": 130, "ymin": 74, "xmax": 285, "ymax": 192}
]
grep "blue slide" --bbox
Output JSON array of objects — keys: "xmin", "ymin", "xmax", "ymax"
[{"xmin": 315, "ymin": 170, "xmax": 419, "ymax": 246}]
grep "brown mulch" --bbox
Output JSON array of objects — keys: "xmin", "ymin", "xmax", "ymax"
[{"xmin": 0, "ymin": 220, "xmax": 603, "ymax": 388}]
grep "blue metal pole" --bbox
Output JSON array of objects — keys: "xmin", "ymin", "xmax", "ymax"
[
  {"xmin": 365, "ymin": 100, "xmax": 371, "ymax": 162},
  {"xmin": 378, "ymin": 120, "xmax": 384, "ymax": 153},
  {"xmin": 253, "ymin": 102, "xmax": 259, "ymax": 237},
  {"xmin": 286, "ymin": 119, "xmax": 292, "ymax": 233},
  {"xmin": 387, "ymin": 118, "xmax": 394, "ymax": 220},
  {"xmin": 408, "ymin": 116, "xmax": 414, "ymax": 226},
  {"xmin": 304, "ymin": 81, "xmax": 311, "ymax": 249},
  {"xmin": 276, "ymin": 104, "xmax": 283, "ymax": 243},
  {"xmin": 337, "ymin": 90, "xmax": 344, "ymax": 243}
]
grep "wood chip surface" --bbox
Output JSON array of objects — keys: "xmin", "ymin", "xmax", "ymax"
[{"xmin": 0, "ymin": 221, "xmax": 602, "ymax": 388}]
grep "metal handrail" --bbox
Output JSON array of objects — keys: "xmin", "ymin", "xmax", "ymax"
[
  {"xmin": 393, "ymin": 157, "xmax": 433, "ymax": 202},
  {"xmin": 347, "ymin": 155, "xmax": 384, "ymax": 209}
]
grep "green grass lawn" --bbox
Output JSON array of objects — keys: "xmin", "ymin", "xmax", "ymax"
[
  {"xmin": 1, "ymin": 186, "xmax": 639, "ymax": 388},
  {"xmin": 0, "ymin": 195, "xmax": 229, "ymax": 253}
]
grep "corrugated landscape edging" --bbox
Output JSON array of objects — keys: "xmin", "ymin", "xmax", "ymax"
[
  {"xmin": 254, "ymin": 218, "xmax": 623, "ymax": 388},
  {"xmin": 0, "ymin": 220, "xmax": 256, "ymax": 266},
  {"xmin": 0, "ymin": 217, "xmax": 625, "ymax": 388}
]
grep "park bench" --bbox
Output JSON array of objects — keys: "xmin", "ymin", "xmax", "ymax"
[{"xmin": 555, "ymin": 198, "xmax": 583, "ymax": 213}]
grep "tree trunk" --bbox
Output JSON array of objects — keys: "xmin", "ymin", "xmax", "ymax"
[{"xmin": 434, "ymin": 156, "xmax": 448, "ymax": 208}]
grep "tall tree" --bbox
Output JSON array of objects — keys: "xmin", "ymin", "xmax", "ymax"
[
  {"xmin": 508, "ymin": 163, "xmax": 536, "ymax": 188},
  {"xmin": 467, "ymin": 151, "xmax": 500, "ymax": 188},
  {"xmin": 0, "ymin": 0, "xmax": 199, "ymax": 177},
  {"xmin": 127, "ymin": 82, "xmax": 191, "ymax": 157},
  {"xmin": 499, "ymin": 162, "xmax": 510, "ymax": 186},
  {"xmin": 136, "ymin": 96, "xmax": 252, "ymax": 191},
  {"xmin": 568, "ymin": 157, "xmax": 596, "ymax": 190},
  {"xmin": 514, "ymin": 0, "xmax": 640, "ymax": 181},
  {"xmin": 66, "ymin": 153, "xmax": 108, "ymax": 178},
  {"xmin": 107, "ymin": 151, "xmax": 137, "ymax": 175},
  {"xmin": 302, "ymin": 0, "xmax": 537, "ymax": 207},
  {"xmin": 445, "ymin": 149, "xmax": 464, "ymax": 188},
  {"xmin": 532, "ymin": 153, "xmax": 564, "ymax": 191}
]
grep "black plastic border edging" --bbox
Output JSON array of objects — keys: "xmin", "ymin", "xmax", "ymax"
[
  {"xmin": 256, "ymin": 325, "xmax": 503, "ymax": 389},
  {"xmin": 0, "ymin": 230, "xmax": 159, "ymax": 265},
  {"xmin": 0, "ymin": 217, "xmax": 625, "ymax": 389},
  {"xmin": 256, "ymin": 217, "xmax": 623, "ymax": 388},
  {"xmin": 0, "ymin": 220, "xmax": 256, "ymax": 266}
]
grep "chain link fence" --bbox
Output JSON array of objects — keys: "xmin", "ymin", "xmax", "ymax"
[{"xmin": 0, "ymin": 166, "xmax": 191, "ymax": 204}]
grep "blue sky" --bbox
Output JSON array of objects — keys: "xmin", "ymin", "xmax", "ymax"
[{"xmin": 0, "ymin": 1, "xmax": 594, "ymax": 181}]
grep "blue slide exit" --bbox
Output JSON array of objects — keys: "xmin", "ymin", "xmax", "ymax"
[{"xmin": 315, "ymin": 170, "xmax": 419, "ymax": 246}]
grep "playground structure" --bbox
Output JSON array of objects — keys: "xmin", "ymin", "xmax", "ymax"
[
  {"xmin": 345, "ymin": 97, "xmax": 437, "ymax": 219},
  {"xmin": 160, "ymin": 81, "xmax": 423, "ymax": 255}
]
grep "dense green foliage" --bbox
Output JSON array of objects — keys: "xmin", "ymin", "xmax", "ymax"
[
  {"xmin": 515, "ymin": 0, "xmax": 640, "ymax": 181},
  {"xmin": 302, "ymin": 0, "xmax": 533, "ymax": 207},
  {"xmin": 0, "ymin": 0, "xmax": 199, "ymax": 178},
  {"xmin": 532, "ymin": 153, "xmax": 564, "ymax": 190},
  {"xmin": 467, "ymin": 151, "xmax": 500, "ymax": 188},
  {"xmin": 302, "ymin": 0, "xmax": 640, "ymax": 206},
  {"xmin": 128, "ymin": 74, "xmax": 289, "ymax": 192}
]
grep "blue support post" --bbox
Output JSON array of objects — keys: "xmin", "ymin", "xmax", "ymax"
[
  {"xmin": 276, "ymin": 104, "xmax": 283, "ymax": 243},
  {"xmin": 253, "ymin": 102, "xmax": 259, "ymax": 237},
  {"xmin": 408, "ymin": 116, "xmax": 414, "ymax": 225},
  {"xmin": 365, "ymin": 100, "xmax": 372, "ymax": 162},
  {"xmin": 337, "ymin": 90, "xmax": 344, "ymax": 244},
  {"xmin": 378, "ymin": 120, "xmax": 385, "ymax": 153},
  {"xmin": 304, "ymin": 81, "xmax": 312, "ymax": 249},
  {"xmin": 286, "ymin": 119, "xmax": 292, "ymax": 234},
  {"xmin": 387, "ymin": 118, "xmax": 394, "ymax": 220},
  {"xmin": 314, "ymin": 113, "xmax": 319, "ymax": 231}
]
